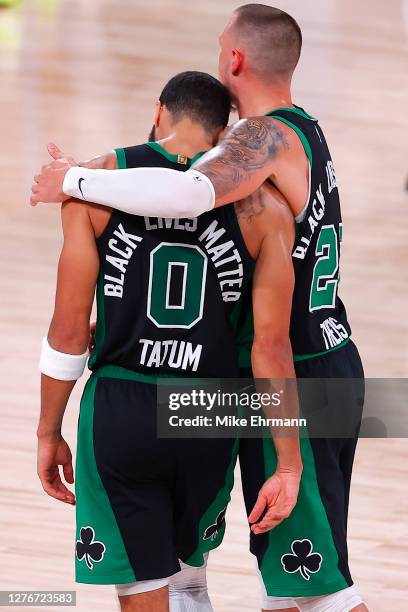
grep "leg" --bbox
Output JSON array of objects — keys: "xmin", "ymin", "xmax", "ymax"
[
  {"xmin": 256, "ymin": 561, "xmax": 298, "ymax": 611},
  {"xmin": 169, "ymin": 554, "xmax": 213, "ymax": 611},
  {"xmin": 294, "ymin": 585, "xmax": 368, "ymax": 611},
  {"xmin": 118, "ymin": 585, "xmax": 169, "ymax": 612},
  {"xmin": 262, "ymin": 609, "xmax": 298, "ymax": 612},
  {"xmin": 169, "ymin": 436, "xmax": 238, "ymax": 609},
  {"xmin": 167, "ymin": 556, "xmax": 300, "ymax": 612}
]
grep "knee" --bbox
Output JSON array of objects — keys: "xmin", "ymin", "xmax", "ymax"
[{"xmin": 116, "ymin": 578, "xmax": 170, "ymax": 611}]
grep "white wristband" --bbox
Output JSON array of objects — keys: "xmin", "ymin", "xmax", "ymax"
[
  {"xmin": 62, "ymin": 166, "xmax": 215, "ymax": 218},
  {"xmin": 39, "ymin": 337, "xmax": 88, "ymax": 381}
]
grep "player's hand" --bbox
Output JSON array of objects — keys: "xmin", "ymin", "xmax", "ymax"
[
  {"xmin": 37, "ymin": 433, "xmax": 76, "ymax": 505},
  {"xmin": 248, "ymin": 465, "xmax": 302, "ymax": 534},
  {"xmin": 30, "ymin": 143, "xmax": 78, "ymax": 206},
  {"xmin": 89, "ymin": 321, "xmax": 96, "ymax": 352}
]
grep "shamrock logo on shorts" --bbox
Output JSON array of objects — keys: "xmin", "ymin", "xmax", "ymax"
[
  {"xmin": 76, "ymin": 526, "xmax": 106, "ymax": 570},
  {"xmin": 281, "ymin": 539, "xmax": 323, "ymax": 581},
  {"xmin": 203, "ymin": 507, "xmax": 227, "ymax": 542}
]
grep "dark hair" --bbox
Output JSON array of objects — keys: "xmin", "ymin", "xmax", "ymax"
[
  {"xmin": 159, "ymin": 71, "xmax": 231, "ymax": 133},
  {"xmin": 233, "ymin": 4, "xmax": 302, "ymax": 77}
]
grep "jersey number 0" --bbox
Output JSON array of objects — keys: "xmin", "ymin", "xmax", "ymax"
[{"xmin": 147, "ymin": 242, "xmax": 208, "ymax": 329}]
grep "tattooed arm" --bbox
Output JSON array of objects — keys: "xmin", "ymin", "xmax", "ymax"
[
  {"xmin": 193, "ymin": 117, "xmax": 289, "ymax": 205},
  {"xmin": 31, "ymin": 118, "xmax": 305, "ymax": 218}
]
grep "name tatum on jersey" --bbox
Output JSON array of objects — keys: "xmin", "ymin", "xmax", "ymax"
[
  {"xmin": 89, "ymin": 142, "xmax": 254, "ymax": 378},
  {"xmin": 269, "ymin": 107, "xmax": 352, "ymax": 359}
]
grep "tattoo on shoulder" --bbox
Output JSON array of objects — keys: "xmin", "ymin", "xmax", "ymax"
[
  {"xmin": 235, "ymin": 190, "xmax": 266, "ymax": 225},
  {"xmin": 194, "ymin": 117, "xmax": 288, "ymax": 198}
]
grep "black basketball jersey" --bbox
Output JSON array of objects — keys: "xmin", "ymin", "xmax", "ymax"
[
  {"xmin": 268, "ymin": 106, "xmax": 351, "ymax": 359},
  {"xmin": 89, "ymin": 142, "xmax": 254, "ymax": 378}
]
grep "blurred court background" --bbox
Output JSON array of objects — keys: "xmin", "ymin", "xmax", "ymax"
[{"xmin": 0, "ymin": 0, "xmax": 407, "ymax": 610}]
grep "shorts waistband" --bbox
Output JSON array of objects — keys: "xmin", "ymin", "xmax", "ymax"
[
  {"xmin": 90, "ymin": 365, "xmax": 209, "ymax": 386},
  {"xmin": 90, "ymin": 365, "xmax": 174, "ymax": 384},
  {"xmin": 293, "ymin": 337, "xmax": 351, "ymax": 362}
]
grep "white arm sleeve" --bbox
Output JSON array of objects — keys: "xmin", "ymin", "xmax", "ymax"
[{"xmin": 62, "ymin": 166, "xmax": 215, "ymax": 218}]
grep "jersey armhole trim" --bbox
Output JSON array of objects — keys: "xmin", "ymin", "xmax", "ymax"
[
  {"xmin": 230, "ymin": 205, "xmax": 256, "ymax": 264},
  {"xmin": 115, "ymin": 147, "xmax": 127, "ymax": 169},
  {"xmin": 271, "ymin": 115, "xmax": 313, "ymax": 167},
  {"xmin": 271, "ymin": 106, "xmax": 318, "ymax": 122},
  {"xmin": 295, "ymin": 161, "xmax": 312, "ymax": 223},
  {"xmin": 272, "ymin": 115, "xmax": 312, "ymax": 222},
  {"xmin": 87, "ymin": 272, "xmax": 106, "ymax": 370}
]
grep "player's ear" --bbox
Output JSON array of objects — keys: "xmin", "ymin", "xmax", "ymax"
[
  {"xmin": 212, "ymin": 126, "xmax": 225, "ymax": 146},
  {"xmin": 231, "ymin": 48, "xmax": 244, "ymax": 76},
  {"xmin": 154, "ymin": 100, "xmax": 162, "ymax": 127}
]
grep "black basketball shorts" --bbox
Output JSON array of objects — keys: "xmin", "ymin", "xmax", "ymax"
[
  {"xmin": 75, "ymin": 366, "xmax": 238, "ymax": 585},
  {"xmin": 239, "ymin": 340, "xmax": 364, "ymax": 597}
]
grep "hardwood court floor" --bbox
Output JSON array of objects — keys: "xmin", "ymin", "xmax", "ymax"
[{"xmin": 0, "ymin": 0, "xmax": 407, "ymax": 610}]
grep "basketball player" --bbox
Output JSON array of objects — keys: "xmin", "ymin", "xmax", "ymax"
[
  {"xmin": 31, "ymin": 5, "xmax": 368, "ymax": 611},
  {"xmin": 36, "ymin": 71, "xmax": 301, "ymax": 612}
]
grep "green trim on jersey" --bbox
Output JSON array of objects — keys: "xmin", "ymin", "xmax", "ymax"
[
  {"xmin": 146, "ymin": 141, "xmax": 205, "ymax": 165},
  {"xmin": 88, "ymin": 273, "xmax": 106, "ymax": 370},
  {"xmin": 185, "ymin": 438, "xmax": 239, "ymax": 567},
  {"xmin": 75, "ymin": 376, "xmax": 136, "ymax": 584},
  {"xmin": 115, "ymin": 147, "xmax": 127, "ymax": 170},
  {"xmin": 293, "ymin": 338, "xmax": 350, "ymax": 363},
  {"xmin": 228, "ymin": 298, "xmax": 254, "ymax": 369},
  {"xmin": 236, "ymin": 306, "xmax": 254, "ymax": 370},
  {"xmin": 259, "ymin": 435, "xmax": 348, "ymax": 596},
  {"xmin": 271, "ymin": 106, "xmax": 318, "ymax": 122},
  {"xmin": 115, "ymin": 143, "xmax": 205, "ymax": 170},
  {"xmin": 267, "ymin": 112, "xmax": 313, "ymax": 167},
  {"xmin": 239, "ymin": 332, "xmax": 351, "ymax": 368}
]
